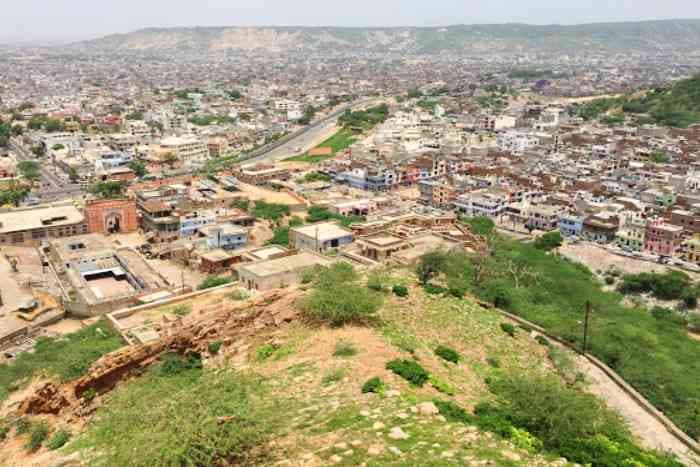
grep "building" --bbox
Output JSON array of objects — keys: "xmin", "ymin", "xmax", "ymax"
[
  {"xmin": 0, "ymin": 205, "xmax": 88, "ymax": 247},
  {"xmin": 85, "ymin": 199, "xmax": 138, "ymax": 235},
  {"xmin": 198, "ymin": 224, "xmax": 248, "ymax": 250},
  {"xmin": 160, "ymin": 136, "xmax": 209, "ymax": 166},
  {"xmin": 236, "ymin": 251, "xmax": 334, "ymax": 291},
  {"xmin": 51, "ymin": 234, "xmax": 170, "ymax": 316},
  {"xmin": 289, "ymin": 222, "xmax": 354, "ymax": 252},
  {"xmin": 180, "ymin": 211, "xmax": 216, "ymax": 238},
  {"xmin": 559, "ymin": 215, "xmax": 584, "ymax": 237},
  {"xmin": 682, "ymin": 234, "xmax": 700, "ymax": 266},
  {"xmin": 644, "ymin": 219, "xmax": 683, "ymax": 257},
  {"xmin": 582, "ymin": 213, "xmax": 620, "ymax": 243},
  {"xmin": 139, "ymin": 201, "xmax": 180, "ymax": 244}
]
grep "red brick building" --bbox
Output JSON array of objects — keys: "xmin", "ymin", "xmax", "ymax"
[{"xmin": 85, "ymin": 199, "xmax": 138, "ymax": 234}]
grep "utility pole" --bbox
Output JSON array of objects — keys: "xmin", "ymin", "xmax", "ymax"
[{"xmin": 582, "ymin": 300, "xmax": 592, "ymax": 355}]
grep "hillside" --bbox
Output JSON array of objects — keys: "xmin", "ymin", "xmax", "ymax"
[
  {"xmin": 65, "ymin": 20, "xmax": 700, "ymax": 55},
  {"xmin": 0, "ymin": 263, "xmax": 691, "ymax": 466},
  {"xmin": 576, "ymin": 74, "xmax": 700, "ymax": 127}
]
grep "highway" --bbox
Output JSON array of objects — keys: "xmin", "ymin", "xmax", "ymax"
[{"xmin": 240, "ymin": 97, "xmax": 380, "ymax": 164}]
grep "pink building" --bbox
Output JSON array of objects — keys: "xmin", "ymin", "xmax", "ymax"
[{"xmin": 644, "ymin": 219, "xmax": 683, "ymax": 257}]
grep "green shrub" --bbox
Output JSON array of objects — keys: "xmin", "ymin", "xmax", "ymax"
[
  {"xmin": 434, "ymin": 345, "xmax": 460, "ymax": 364},
  {"xmin": 434, "ymin": 399, "xmax": 473, "ymax": 424},
  {"xmin": 618, "ymin": 270, "xmax": 691, "ymax": 300},
  {"xmin": 301, "ymin": 263, "xmax": 383, "ymax": 326},
  {"xmin": 82, "ymin": 388, "xmax": 97, "ymax": 401},
  {"xmin": 197, "ymin": 276, "xmax": 233, "ymax": 290},
  {"xmin": 392, "ymin": 285, "xmax": 409, "ymax": 297},
  {"xmin": 604, "ymin": 276, "xmax": 615, "ymax": 285},
  {"xmin": 256, "ymin": 344, "xmax": 277, "ymax": 362},
  {"xmin": 322, "ymin": 368, "xmax": 347, "ymax": 386},
  {"xmin": 534, "ymin": 232, "xmax": 562, "ymax": 251},
  {"xmin": 171, "ymin": 304, "xmax": 191, "ymax": 317},
  {"xmin": 361, "ymin": 377, "xmax": 385, "ymax": 394},
  {"xmin": 47, "ymin": 429, "xmax": 70, "ymax": 450},
  {"xmin": 15, "ymin": 417, "xmax": 32, "ymax": 434},
  {"xmin": 208, "ymin": 341, "xmax": 223, "ymax": 355},
  {"xmin": 26, "ymin": 422, "xmax": 49, "ymax": 452},
  {"xmin": 423, "ymin": 283, "xmax": 447, "ymax": 295},
  {"xmin": 500, "ymin": 323, "xmax": 516, "ymax": 337},
  {"xmin": 462, "ymin": 216, "xmax": 496, "ymax": 236},
  {"xmin": 333, "ymin": 341, "xmax": 357, "ymax": 358},
  {"xmin": 484, "ymin": 372, "xmax": 683, "ymax": 466},
  {"xmin": 386, "ymin": 359, "xmax": 430, "ymax": 387},
  {"xmin": 535, "ymin": 335, "xmax": 550, "ymax": 346},
  {"xmin": 0, "ymin": 420, "xmax": 9, "ymax": 442},
  {"xmin": 416, "ymin": 251, "xmax": 448, "ymax": 285},
  {"xmin": 159, "ymin": 353, "xmax": 202, "ymax": 377},
  {"xmin": 486, "ymin": 357, "xmax": 500, "ymax": 368},
  {"xmin": 429, "ymin": 377, "xmax": 456, "ymax": 395},
  {"xmin": 226, "ymin": 289, "xmax": 249, "ymax": 301}
]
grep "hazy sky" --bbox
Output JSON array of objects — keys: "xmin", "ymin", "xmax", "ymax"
[{"xmin": 3, "ymin": 0, "xmax": 700, "ymax": 42}]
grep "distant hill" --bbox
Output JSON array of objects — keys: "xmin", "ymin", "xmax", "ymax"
[{"xmin": 65, "ymin": 19, "xmax": 700, "ymax": 55}]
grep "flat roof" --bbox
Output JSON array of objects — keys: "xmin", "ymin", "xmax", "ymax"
[
  {"xmin": 291, "ymin": 222, "xmax": 353, "ymax": 242},
  {"xmin": 0, "ymin": 205, "xmax": 84, "ymax": 234},
  {"xmin": 239, "ymin": 251, "xmax": 333, "ymax": 278}
]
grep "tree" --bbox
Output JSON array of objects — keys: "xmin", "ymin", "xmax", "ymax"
[
  {"xmin": 90, "ymin": 181, "xmax": 125, "ymax": 199},
  {"xmin": 68, "ymin": 166, "xmax": 79, "ymax": 183},
  {"xmin": 17, "ymin": 160, "xmax": 41, "ymax": 183},
  {"xmin": 126, "ymin": 111, "xmax": 144, "ymax": 121},
  {"xmin": 534, "ymin": 232, "xmax": 563, "ymax": 251},
  {"xmin": 31, "ymin": 145, "xmax": 46, "ymax": 157},
  {"xmin": 128, "ymin": 160, "xmax": 147, "ymax": 177},
  {"xmin": 416, "ymin": 251, "xmax": 448, "ymax": 285},
  {"xmin": 0, "ymin": 123, "xmax": 10, "ymax": 148},
  {"xmin": 462, "ymin": 216, "xmax": 496, "ymax": 237}
]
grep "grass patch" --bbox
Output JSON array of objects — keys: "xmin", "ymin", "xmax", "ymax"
[
  {"xmin": 0, "ymin": 321, "xmax": 123, "ymax": 401},
  {"xmin": 284, "ymin": 128, "xmax": 357, "ymax": 163},
  {"xmin": 322, "ymin": 368, "xmax": 347, "ymax": 386},
  {"xmin": 226, "ymin": 289, "xmax": 249, "ymax": 301},
  {"xmin": 197, "ymin": 275, "xmax": 233, "ymax": 290},
  {"xmin": 47, "ymin": 429, "xmax": 71, "ymax": 450},
  {"xmin": 434, "ymin": 345, "xmax": 460, "ymax": 364},
  {"xmin": 361, "ymin": 377, "xmax": 385, "ymax": 394},
  {"xmin": 73, "ymin": 365, "xmax": 283, "ymax": 466},
  {"xmin": 26, "ymin": 422, "xmax": 49, "ymax": 452},
  {"xmin": 332, "ymin": 340, "xmax": 357, "ymax": 358}
]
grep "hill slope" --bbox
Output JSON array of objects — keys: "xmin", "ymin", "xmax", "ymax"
[{"xmin": 66, "ymin": 20, "xmax": 700, "ymax": 55}]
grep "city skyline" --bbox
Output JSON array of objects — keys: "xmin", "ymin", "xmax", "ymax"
[{"xmin": 3, "ymin": 0, "xmax": 700, "ymax": 42}]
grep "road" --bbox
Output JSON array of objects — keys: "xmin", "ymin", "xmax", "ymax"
[
  {"xmin": 240, "ymin": 97, "xmax": 380, "ymax": 164},
  {"xmin": 10, "ymin": 137, "xmax": 84, "ymax": 201}
]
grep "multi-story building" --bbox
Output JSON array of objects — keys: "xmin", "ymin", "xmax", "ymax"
[
  {"xmin": 289, "ymin": 222, "xmax": 354, "ymax": 252},
  {"xmin": 644, "ymin": 219, "xmax": 683, "ymax": 257},
  {"xmin": 180, "ymin": 211, "xmax": 216, "ymax": 238},
  {"xmin": 160, "ymin": 136, "xmax": 209, "ymax": 167},
  {"xmin": 559, "ymin": 215, "xmax": 584, "ymax": 237}
]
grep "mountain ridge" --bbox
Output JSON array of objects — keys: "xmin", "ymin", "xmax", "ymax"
[{"xmin": 64, "ymin": 19, "xmax": 700, "ymax": 55}]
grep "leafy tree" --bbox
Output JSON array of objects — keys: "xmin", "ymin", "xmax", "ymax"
[
  {"xmin": 0, "ymin": 122, "xmax": 11, "ymax": 147},
  {"xmin": 90, "ymin": 181, "xmax": 125, "ymax": 199},
  {"xmin": 650, "ymin": 150, "xmax": 670, "ymax": 164},
  {"xmin": 17, "ymin": 160, "xmax": 41, "ymax": 183},
  {"xmin": 534, "ymin": 231, "xmax": 563, "ymax": 251},
  {"xmin": 67, "ymin": 166, "xmax": 79, "ymax": 183},
  {"xmin": 31, "ymin": 145, "xmax": 46, "ymax": 157},
  {"xmin": 251, "ymin": 201, "xmax": 290, "ymax": 223},
  {"xmin": 126, "ymin": 111, "xmax": 144, "ymax": 121},
  {"xmin": 128, "ymin": 160, "xmax": 147, "ymax": 177}
]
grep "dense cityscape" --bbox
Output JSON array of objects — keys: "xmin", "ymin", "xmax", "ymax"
[{"xmin": 1, "ymin": 15, "xmax": 700, "ymax": 467}]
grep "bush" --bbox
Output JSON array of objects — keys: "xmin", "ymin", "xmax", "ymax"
[
  {"xmin": 392, "ymin": 284, "xmax": 409, "ymax": 297},
  {"xmin": 618, "ymin": 270, "xmax": 691, "ymax": 300},
  {"xmin": 434, "ymin": 399, "xmax": 473, "ymax": 424},
  {"xmin": 333, "ymin": 341, "xmax": 357, "ymax": 358},
  {"xmin": 159, "ymin": 353, "xmax": 203, "ymax": 377},
  {"xmin": 423, "ymin": 283, "xmax": 447, "ymax": 295},
  {"xmin": 462, "ymin": 216, "xmax": 496, "ymax": 236},
  {"xmin": 26, "ymin": 422, "xmax": 49, "ymax": 452},
  {"xmin": 434, "ymin": 345, "xmax": 460, "ymax": 364},
  {"xmin": 0, "ymin": 420, "xmax": 9, "ymax": 441},
  {"xmin": 386, "ymin": 359, "xmax": 430, "ymax": 387},
  {"xmin": 226, "ymin": 289, "xmax": 249, "ymax": 301},
  {"xmin": 429, "ymin": 377, "xmax": 456, "ymax": 395},
  {"xmin": 361, "ymin": 377, "xmax": 385, "ymax": 394},
  {"xmin": 82, "ymin": 388, "xmax": 97, "ymax": 401},
  {"xmin": 197, "ymin": 276, "xmax": 233, "ymax": 290},
  {"xmin": 416, "ymin": 251, "xmax": 448, "ymax": 285},
  {"xmin": 486, "ymin": 357, "xmax": 500, "ymax": 368},
  {"xmin": 301, "ymin": 263, "xmax": 383, "ymax": 326},
  {"xmin": 47, "ymin": 429, "xmax": 71, "ymax": 450},
  {"xmin": 604, "ymin": 276, "xmax": 615, "ymax": 285},
  {"xmin": 534, "ymin": 232, "xmax": 563, "ymax": 251},
  {"xmin": 535, "ymin": 335, "xmax": 550, "ymax": 346},
  {"xmin": 208, "ymin": 341, "xmax": 223, "ymax": 355},
  {"xmin": 484, "ymin": 372, "xmax": 682, "ymax": 466},
  {"xmin": 255, "ymin": 344, "xmax": 277, "ymax": 362},
  {"xmin": 500, "ymin": 323, "xmax": 516, "ymax": 337}
]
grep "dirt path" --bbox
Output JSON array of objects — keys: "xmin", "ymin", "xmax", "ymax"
[{"xmin": 575, "ymin": 355, "xmax": 700, "ymax": 466}]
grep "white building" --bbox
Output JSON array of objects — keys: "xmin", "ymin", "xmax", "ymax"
[{"xmin": 160, "ymin": 136, "xmax": 209, "ymax": 166}]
